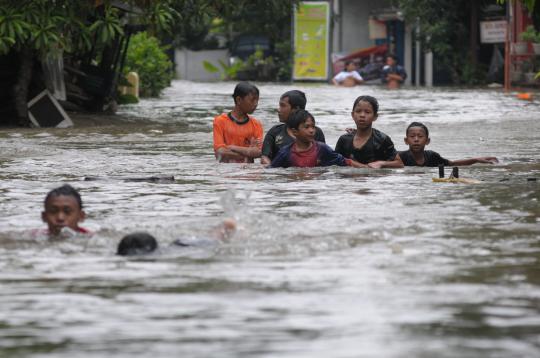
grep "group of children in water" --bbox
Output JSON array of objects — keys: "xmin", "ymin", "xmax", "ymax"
[
  {"xmin": 213, "ymin": 81, "xmax": 498, "ymax": 168},
  {"xmin": 36, "ymin": 81, "xmax": 498, "ymax": 253}
]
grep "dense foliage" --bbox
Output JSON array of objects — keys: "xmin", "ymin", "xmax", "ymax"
[
  {"xmin": 123, "ymin": 32, "xmax": 173, "ymax": 97},
  {"xmin": 0, "ymin": 0, "xmax": 178, "ymax": 123},
  {"xmin": 169, "ymin": 0, "xmax": 298, "ymax": 81}
]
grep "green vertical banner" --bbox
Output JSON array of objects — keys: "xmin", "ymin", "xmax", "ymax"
[{"xmin": 293, "ymin": 1, "xmax": 330, "ymax": 80}]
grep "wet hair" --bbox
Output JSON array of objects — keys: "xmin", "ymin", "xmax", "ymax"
[
  {"xmin": 117, "ymin": 232, "xmax": 158, "ymax": 256},
  {"xmin": 44, "ymin": 184, "xmax": 83, "ymax": 209},
  {"xmin": 387, "ymin": 54, "xmax": 399, "ymax": 62},
  {"xmin": 280, "ymin": 90, "xmax": 307, "ymax": 110},
  {"xmin": 406, "ymin": 122, "xmax": 430, "ymax": 137},
  {"xmin": 287, "ymin": 109, "xmax": 315, "ymax": 130},
  {"xmin": 352, "ymin": 95, "xmax": 379, "ymax": 115},
  {"xmin": 232, "ymin": 82, "xmax": 259, "ymax": 104}
]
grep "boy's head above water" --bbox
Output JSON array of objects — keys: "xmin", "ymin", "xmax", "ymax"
[
  {"xmin": 351, "ymin": 95, "xmax": 379, "ymax": 130},
  {"xmin": 117, "ymin": 232, "xmax": 158, "ymax": 256},
  {"xmin": 232, "ymin": 81, "xmax": 259, "ymax": 114},
  {"xmin": 278, "ymin": 90, "xmax": 306, "ymax": 122},
  {"xmin": 344, "ymin": 60, "xmax": 357, "ymax": 72},
  {"xmin": 287, "ymin": 109, "xmax": 316, "ymax": 144},
  {"xmin": 404, "ymin": 122, "xmax": 430, "ymax": 152},
  {"xmin": 42, "ymin": 184, "xmax": 85, "ymax": 235}
]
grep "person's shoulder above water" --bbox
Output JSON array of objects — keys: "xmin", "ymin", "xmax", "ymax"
[
  {"xmin": 371, "ymin": 127, "xmax": 392, "ymax": 141},
  {"xmin": 268, "ymin": 122, "xmax": 286, "ymax": 136},
  {"xmin": 269, "ymin": 142, "xmax": 294, "ymax": 168},
  {"xmin": 398, "ymin": 149, "xmax": 416, "ymax": 166}
]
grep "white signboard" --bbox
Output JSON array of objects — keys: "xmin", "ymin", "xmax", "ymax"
[
  {"xmin": 369, "ymin": 18, "xmax": 387, "ymax": 40},
  {"xmin": 480, "ymin": 20, "xmax": 507, "ymax": 44}
]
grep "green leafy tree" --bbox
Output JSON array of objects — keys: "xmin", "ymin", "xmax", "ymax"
[
  {"xmin": 496, "ymin": 0, "xmax": 536, "ymax": 13},
  {"xmin": 123, "ymin": 32, "xmax": 173, "ymax": 97},
  {"xmin": 0, "ymin": 0, "xmax": 177, "ymax": 125}
]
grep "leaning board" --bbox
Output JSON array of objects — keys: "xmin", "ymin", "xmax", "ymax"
[{"xmin": 27, "ymin": 90, "xmax": 73, "ymax": 128}]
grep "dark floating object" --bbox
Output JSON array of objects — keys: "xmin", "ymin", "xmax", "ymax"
[
  {"xmin": 527, "ymin": 178, "xmax": 537, "ymax": 182},
  {"xmin": 433, "ymin": 165, "xmax": 480, "ymax": 184},
  {"xmin": 438, "ymin": 165, "xmax": 445, "ymax": 178},
  {"xmin": 84, "ymin": 176, "xmax": 175, "ymax": 183}
]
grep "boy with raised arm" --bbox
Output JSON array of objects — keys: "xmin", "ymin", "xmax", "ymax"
[{"xmin": 398, "ymin": 122, "xmax": 498, "ymax": 166}]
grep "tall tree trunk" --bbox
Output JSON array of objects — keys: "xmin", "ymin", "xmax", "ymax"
[{"xmin": 13, "ymin": 47, "xmax": 34, "ymax": 127}]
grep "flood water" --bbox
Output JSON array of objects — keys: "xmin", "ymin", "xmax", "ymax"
[{"xmin": 0, "ymin": 80, "xmax": 539, "ymax": 357}]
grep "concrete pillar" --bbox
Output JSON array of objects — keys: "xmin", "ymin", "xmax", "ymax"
[
  {"xmin": 404, "ymin": 25, "xmax": 413, "ymax": 86},
  {"xmin": 415, "ymin": 24, "xmax": 421, "ymax": 86},
  {"xmin": 126, "ymin": 72, "xmax": 139, "ymax": 98},
  {"xmin": 333, "ymin": 0, "xmax": 342, "ymax": 53},
  {"xmin": 424, "ymin": 51, "xmax": 433, "ymax": 87}
]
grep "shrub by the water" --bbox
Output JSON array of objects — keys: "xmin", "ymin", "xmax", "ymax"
[
  {"xmin": 117, "ymin": 93, "xmax": 139, "ymax": 104},
  {"xmin": 124, "ymin": 32, "xmax": 173, "ymax": 97}
]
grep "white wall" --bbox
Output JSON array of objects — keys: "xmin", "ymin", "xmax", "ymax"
[
  {"xmin": 175, "ymin": 49, "xmax": 229, "ymax": 82},
  {"xmin": 337, "ymin": 0, "xmax": 392, "ymax": 54}
]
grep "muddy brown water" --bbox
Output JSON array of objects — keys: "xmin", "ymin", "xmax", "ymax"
[{"xmin": 0, "ymin": 81, "xmax": 539, "ymax": 357}]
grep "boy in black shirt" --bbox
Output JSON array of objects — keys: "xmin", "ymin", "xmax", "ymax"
[
  {"xmin": 335, "ymin": 95, "xmax": 403, "ymax": 168},
  {"xmin": 261, "ymin": 90, "xmax": 325, "ymax": 164},
  {"xmin": 398, "ymin": 122, "xmax": 498, "ymax": 167}
]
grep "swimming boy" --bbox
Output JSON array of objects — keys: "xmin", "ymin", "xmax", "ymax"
[
  {"xmin": 398, "ymin": 122, "xmax": 499, "ymax": 167},
  {"xmin": 261, "ymin": 90, "xmax": 326, "ymax": 165},
  {"xmin": 381, "ymin": 55, "xmax": 407, "ymax": 89},
  {"xmin": 332, "ymin": 60, "xmax": 364, "ymax": 87},
  {"xmin": 213, "ymin": 82, "xmax": 263, "ymax": 163},
  {"xmin": 117, "ymin": 218, "xmax": 237, "ymax": 256},
  {"xmin": 41, "ymin": 184, "xmax": 90, "ymax": 236},
  {"xmin": 270, "ymin": 110, "xmax": 363, "ymax": 168},
  {"xmin": 335, "ymin": 95, "xmax": 403, "ymax": 168}
]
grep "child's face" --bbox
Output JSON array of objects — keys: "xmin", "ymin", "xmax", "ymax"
[
  {"xmin": 278, "ymin": 96, "xmax": 292, "ymax": 122},
  {"xmin": 386, "ymin": 56, "xmax": 396, "ymax": 66},
  {"xmin": 345, "ymin": 62, "xmax": 357, "ymax": 72},
  {"xmin": 42, "ymin": 195, "xmax": 85, "ymax": 235},
  {"xmin": 237, "ymin": 93, "xmax": 259, "ymax": 114},
  {"xmin": 404, "ymin": 127, "xmax": 430, "ymax": 152},
  {"xmin": 292, "ymin": 117, "xmax": 316, "ymax": 144},
  {"xmin": 352, "ymin": 100, "xmax": 377, "ymax": 129}
]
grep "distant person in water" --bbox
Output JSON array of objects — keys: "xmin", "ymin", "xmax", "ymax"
[
  {"xmin": 39, "ymin": 184, "xmax": 91, "ymax": 237},
  {"xmin": 398, "ymin": 122, "xmax": 499, "ymax": 167},
  {"xmin": 335, "ymin": 95, "xmax": 403, "ymax": 168},
  {"xmin": 270, "ymin": 110, "xmax": 363, "ymax": 168},
  {"xmin": 261, "ymin": 90, "xmax": 326, "ymax": 165},
  {"xmin": 117, "ymin": 218, "xmax": 237, "ymax": 256},
  {"xmin": 381, "ymin": 55, "xmax": 407, "ymax": 89},
  {"xmin": 213, "ymin": 82, "xmax": 263, "ymax": 163},
  {"xmin": 332, "ymin": 60, "xmax": 364, "ymax": 87}
]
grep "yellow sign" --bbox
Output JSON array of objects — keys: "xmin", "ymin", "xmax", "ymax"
[{"xmin": 293, "ymin": 2, "xmax": 330, "ymax": 80}]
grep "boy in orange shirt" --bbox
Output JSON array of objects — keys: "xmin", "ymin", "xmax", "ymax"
[{"xmin": 213, "ymin": 82, "xmax": 263, "ymax": 163}]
